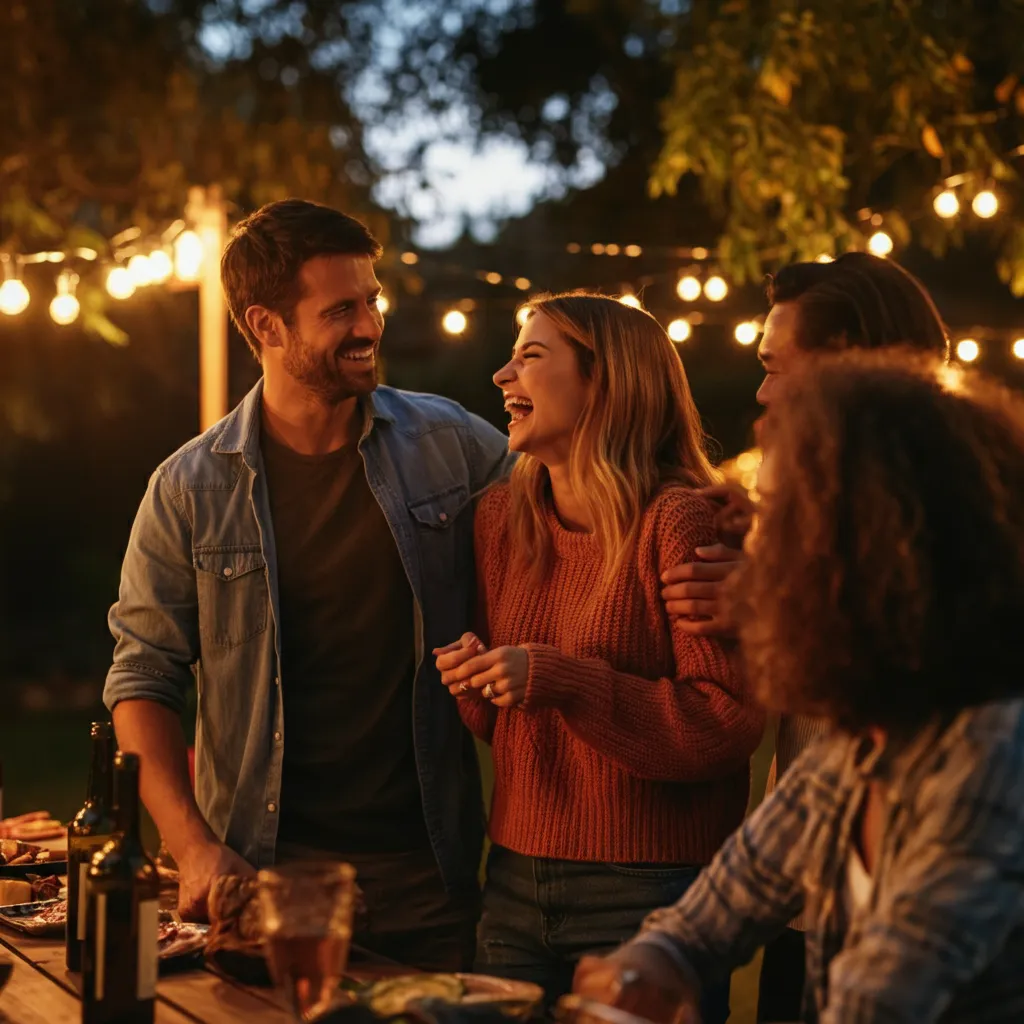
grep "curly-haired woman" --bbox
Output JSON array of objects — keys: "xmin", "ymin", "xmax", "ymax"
[{"xmin": 576, "ymin": 349, "xmax": 1024, "ymax": 1024}]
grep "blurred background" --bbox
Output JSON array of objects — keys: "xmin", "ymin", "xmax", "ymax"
[{"xmin": 1, "ymin": 5, "xmax": 1023, "ymax": 994}]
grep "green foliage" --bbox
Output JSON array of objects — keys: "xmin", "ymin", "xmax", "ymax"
[
  {"xmin": 651, "ymin": 1, "xmax": 1024, "ymax": 287},
  {"xmin": 0, "ymin": 0, "xmax": 384, "ymax": 341}
]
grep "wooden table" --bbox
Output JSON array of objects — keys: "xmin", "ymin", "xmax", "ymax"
[{"xmin": 0, "ymin": 927, "xmax": 298, "ymax": 1023}]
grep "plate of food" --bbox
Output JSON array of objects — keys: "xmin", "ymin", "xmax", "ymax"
[
  {"xmin": 0, "ymin": 838, "xmax": 67, "ymax": 878},
  {"xmin": 356, "ymin": 974, "xmax": 544, "ymax": 1019},
  {"xmin": 0, "ymin": 812, "xmax": 65, "ymax": 843},
  {"xmin": 0, "ymin": 898, "xmax": 66, "ymax": 937},
  {"xmin": 158, "ymin": 914, "xmax": 209, "ymax": 966}
]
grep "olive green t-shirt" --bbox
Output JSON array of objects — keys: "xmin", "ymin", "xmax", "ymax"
[{"xmin": 262, "ymin": 428, "xmax": 428, "ymax": 853}]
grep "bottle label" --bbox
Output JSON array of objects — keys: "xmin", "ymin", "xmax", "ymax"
[
  {"xmin": 75, "ymin": 838, "xmax": 109, "ymax": 941},
  {"xmin": 94, "ymin": 892, "xmax": 107, "ymax": 1001},
  {"xmin": 137, "ymin": 898, "xmax": 158, "ymax": 1000}
]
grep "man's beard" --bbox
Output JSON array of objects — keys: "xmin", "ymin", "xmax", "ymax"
[{"xmin": 282, "ymin": 329, "xmax": 378, "ymax": 406}]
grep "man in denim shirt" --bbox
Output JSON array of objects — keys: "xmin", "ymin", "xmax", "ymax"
[{"xmin": 105, "ymin": 200, "xmax": 512, "ymax": 968}]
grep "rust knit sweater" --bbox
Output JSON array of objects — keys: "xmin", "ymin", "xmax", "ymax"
[{"xmin": 460, "ymin": 482, "xmax": 765, "ymax": 865}]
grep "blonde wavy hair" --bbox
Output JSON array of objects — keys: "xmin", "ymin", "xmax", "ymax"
[{"xmin": 508, "ymin": 291, "xmax": 720, "ymax": 589}]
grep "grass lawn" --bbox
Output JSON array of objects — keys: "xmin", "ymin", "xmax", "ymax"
[{"xmin": 4, "ymin": 708, "xmax": 773, "ymax": 1022}]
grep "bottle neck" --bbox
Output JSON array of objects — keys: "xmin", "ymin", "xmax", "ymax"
[
  {"xmin": 86, "ymin": 734, "xmax": 114, "ymax": 813},
  {"xmin": 114, "ymin": 763, "xmax": 141, "ymax": 842}
]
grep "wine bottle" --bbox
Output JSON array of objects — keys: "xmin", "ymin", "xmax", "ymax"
[
  {"xmin": 81, "ymin": 752, "xmax": 159, "ymax": 1024},
  {"xmin": 67, "ymin": 722, "xmax": 116, "ymax": 972}
]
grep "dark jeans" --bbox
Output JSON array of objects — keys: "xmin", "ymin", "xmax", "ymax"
[
  {"xmin": 476, "ymin": 845, "xmax": 731, "ymax": 1024},
  {"xmin": 756, "ymin": 927, "xmax": 805, "ymax": 1023},
  {"xmin": 277, "ymin": 843, "xmax": 479, "ymax": 972}
]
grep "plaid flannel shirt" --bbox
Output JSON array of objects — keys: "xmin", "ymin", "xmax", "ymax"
[{"xmin": 632, "ymin": 699, "xmax": 1024, "ymax": 1023}]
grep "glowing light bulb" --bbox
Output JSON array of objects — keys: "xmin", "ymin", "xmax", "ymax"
[
  {"xmin": 605, "ymin": 244, "xmax": 621, "ymax": 256},
  {"xmin": 127, "ymin": 253, "xmax": 154, "ymax": 287},
  {"xmin": 1013, "ymin": 338, "xmax": 1024, "ymax": 360},
  {"xmin": 736, "ymin": 451, "xmax": 759, "ymax": 473},
  {"xmin": 516, "ymin": 306, "xmax": 532, "ymax": 327},
  {"xmin": 106, "ymin": 266, "xmax": 136, "ymax": 300},
  {"xmin": 676, "ymin": 275, "xmax": 701, "ymax": 302},
  {"xmin": 484, "ymin": 272, "xmax": 502, "ymax": 285},
  {"xmin": 624, "ymin": 245, "xmax": 642, "ymax": 257},
  {"xmin": 972, "ymin": 190, "xmax": 998, "ymax": 218},
  {"xmin": 704, "ymin": 276, "xmax": 728, "ymax": 302},
  {"xmin": 514, "ymin": 277, "xmax": 531, "ymax": 291},
  {"xmin": 442, "ymin": 309, "xmax": 468, "ymax": 335},
  {"xmin": 0, "ymin": 278, "xmax": 30, "ymax": 316},
  {"xmin": 734, "ymin": 321, "xmax": 759, "ymax": 346},
  {"xmin": 376, "ymin": 294, "xmax": 390, "ymax": 315},
  {"xmin": 933, "ymin": 189, "xmax": 960, "ymax": 218},
  {"xmin": 956, "ymin": 338, "xmax": 979, "ymax": 362},
  {"xmin": 667, "ymin": 318, "xmax": 691, "ymax": 343},
  {"xmin": 815, "ymin": 253, "xmax": 835, "ymax": 263},
  {"xmin": 618, "ymin": 293, "xmax": 641, "ymax": 309},
  {"xmin": 400, "ymin": 251, "xmax": 419, "ymax": 265},
  {"xmin": 591, "ymin": 243, "xmax": 605, "ymax": 255},
  {"xmin": 50, "ymin": 293, "xmax": 80, "ymax": 325},
  {"xmin": 173, "ymin": 230, "xmax": 203, "ymax": 281},
  {"xmin": 868, "ymin": 231, "xmax": 894, "ymax": 257},
  {"xmin": 148, "ymin": 249, "xmax": 174, "ymax": 283}
]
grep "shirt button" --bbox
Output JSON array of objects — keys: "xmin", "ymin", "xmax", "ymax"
[
  {"xmin": 222, "ymin": 566, "xmax": 234, "ymax": 578},
  {"xmin": 274, "ymin": 731, "xmax": 282, "ymax": 742},
  {"xmin": 267, "ymin": 802, "xmax": 277, "ymax": 813},
  {"xmin": 274, "ymin": 676, "xmax": 280, "ymax": 686}
]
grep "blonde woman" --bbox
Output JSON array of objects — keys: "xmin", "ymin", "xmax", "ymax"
[{"xmin": 434, "ymin": 292, "xmax": 765, "ymax": 1021}]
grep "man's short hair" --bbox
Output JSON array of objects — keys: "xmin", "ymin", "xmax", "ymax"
[
  {"xmin": 767, "ymin": 252, "xmax": 949, "ymax": 358},
  {"xmin": 221, "ymin": 199, "xmax": 382, "ymax": 357}
]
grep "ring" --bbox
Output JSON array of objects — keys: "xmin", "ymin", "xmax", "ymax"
[
  {"xmin": 458, "ymin": 682, "xmax": 469, "ymax": 693},
  {"xmin": 482, "ymin": 683, "xmax": 496, "ymax": 700}
]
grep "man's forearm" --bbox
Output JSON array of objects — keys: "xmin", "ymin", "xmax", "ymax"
[{"xmin": 112, "ymin": 699, "xmax": 216, "ymax": 860}]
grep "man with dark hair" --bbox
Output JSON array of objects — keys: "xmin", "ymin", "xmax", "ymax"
[
  {"xmin": 659, "ymin": 251, "xmax": 950, "ymax": 1020},
  {"xmin": 105, "ymin": 199, "xmax": 512, "ymax": 969}
]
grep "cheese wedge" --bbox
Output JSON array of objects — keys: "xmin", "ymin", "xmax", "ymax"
[{"xmin": 0, "ymin": 880, "xmax": 33, "ymax": 907}]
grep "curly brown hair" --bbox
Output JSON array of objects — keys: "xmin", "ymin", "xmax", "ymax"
[{"xmin": 735, "ymin": 348, "xmax": 1024, "ymax": 735}]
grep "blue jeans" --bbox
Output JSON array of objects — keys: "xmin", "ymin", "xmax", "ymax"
[{"xmin": 476, "ymin": 845, "xmax": 731, "ymax": 1023}]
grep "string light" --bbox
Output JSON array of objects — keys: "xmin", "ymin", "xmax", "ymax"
[
  {"xmin": 618, "ymin": 292, "xmax": 642, "ymax": 308},
  {"xmin": 972, "ymin": 190, "xmax": 998, "ymax": 219},
  {"xmin": 105, "ymin": 266, "xmax": 136, "ymax": 300},
  {"xmin": 676, "ymin": 275, "xmax": 702, "ymax": 302},
  {"xmin": 704, "ymin": 276, "xmax": 728, "ymax": 302},
  {"xmin": 49, "ymin": 271, "xmax": 80, "ymax": 326},
  {"xmin": 400, "ymin": 251, "xmax": 419, "ymax": 265},
  {"xmin": 933, "ymin": 189, "xmax": 960, "ymax": 218},
  {"xmin": 868, "ymin": 231, "xmax": 894, "ymax": 257},
  {"xmin": 376, "ymin": 294, "xmax": 390, "ymax": 315},
  {"xmin": 484, "ymin": 272, "xmax": 502, "ymax": 285},
  {"xmin": 734, "ymin": 321, "xmax": 759, "ymax": 346},
  {"xmin": 514, "ymin": 277, "xmax": 531, "ymax": 291},
  {"xmin": 0, "ymin": 275, "xmax": 30, "ymax": 316},
  {"xmin": 127, "ymin": 254, "xmax": 154, "ymax": 286},
  {"xmin": 148, "ymin": 249, "xmax": 174, "ymax": 283},
  {"xmin": 815, "ymin": 254, "xmax": 835, "ymax": 263},
  {"xmin": 442, "ymin": 309, "xmax": 468, "ymax": 335},
  {"xmin": 566, "ymin": 243, "xmax": 582, "ymax": 254},
  {"xmin": 692, "ymin": 247, "xmax": 709, "ymax": 260},
  {"xmin": 1012, "ymin": 338, "xmax": 1024, "ymax": 360},
  {"xmin": 667, "ymin": 318, "xmax": 691, "ymax": 343},
  {"xmin": 956, "ymin": 338, "xmax": 979, "ymax": 362},
  {"xmin": 173, "ymin": 230, "xmax": 203, "ymax": 281},
  {"xmin": 591, "ymin": 243, "xmax": 605, "ymax": 255},
  {"xmin": 624, "ymin": 245, "xmax": 642, "ymax": 258},
  {"xmin": 605, "ymin": 244, "xmax": 621, "ymax": 256}
]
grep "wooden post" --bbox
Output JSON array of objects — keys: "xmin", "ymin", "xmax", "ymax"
[{"xmin": 188, "ymin": 185, "xmax": 229, "ymax": 431}]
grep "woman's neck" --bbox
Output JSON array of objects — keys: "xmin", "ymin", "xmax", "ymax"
[{"xmin": 547, "ymin": 464, "xmax": 593, "ymax": 532}]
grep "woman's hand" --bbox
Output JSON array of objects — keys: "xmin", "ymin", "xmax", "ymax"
[
  {"xmin": 573, "ymin": 945, "xmax": 703, "ymax": 1024},
  {"xmin": 434, "ymin": 633, "xmax": 489, "ymax": 699},
  {"xmin": 435, "ymin": 639, "xmax": 529, "ymax": 709}
]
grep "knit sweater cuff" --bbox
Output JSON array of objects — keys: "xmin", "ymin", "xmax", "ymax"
[{"xmin": 523, "ymin": 643, "xmax": 584, "ymax": 707}]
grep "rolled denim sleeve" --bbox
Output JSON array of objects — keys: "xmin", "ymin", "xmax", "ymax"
[{"xmin": 104, "ymin": 468, "xmax": 198, "ymax": 715}]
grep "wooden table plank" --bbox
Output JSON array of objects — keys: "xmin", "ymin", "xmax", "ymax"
[
  {"xmin": 0, "ymin": 931, "xmax": 291, "ymax": 1023},
  {"xmin": 0, "ymin": 956, "xmax": 81, "ymax": 1024}
]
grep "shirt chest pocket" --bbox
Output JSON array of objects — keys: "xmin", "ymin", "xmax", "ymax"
[
  {"xmin": 407, "ymin": 485, "xmax": 470, "ymax": 586},
  {"xmin": 194, "ymin": 547, "xmax": 269, "ymax": 649}
]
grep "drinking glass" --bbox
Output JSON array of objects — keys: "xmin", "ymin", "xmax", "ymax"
[{"xmin": 257, "ymin": 861, "xmax": 358, "ymax": 1021}]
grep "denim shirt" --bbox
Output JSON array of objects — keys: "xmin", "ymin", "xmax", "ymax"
[{"xmin": 105, "ymin": 379, "xmax": 513, "ymax": 892}]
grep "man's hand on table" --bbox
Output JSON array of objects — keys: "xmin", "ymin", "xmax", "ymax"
[
  {"xmin": 175, "ymin": 840, "xmax": 255, "ymax": 921},
  {"xmin": 573, "ymin": 943, "xmax": 703, "ymax": 1024}
]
